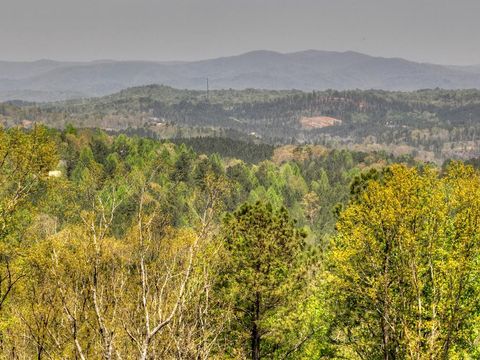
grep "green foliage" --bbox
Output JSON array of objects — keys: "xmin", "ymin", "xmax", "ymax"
[
  {"xmin": 170, "ymin": 137, "xmax": 274, "ymax": 163},
  {"xmin": 219, "ymin": 201, "xmax": 309, "ymax": 358}
]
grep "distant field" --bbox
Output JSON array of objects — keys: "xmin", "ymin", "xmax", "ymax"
[{"xmin": 300, "ymin": 116, "xmax": 342, "ymax": 129}]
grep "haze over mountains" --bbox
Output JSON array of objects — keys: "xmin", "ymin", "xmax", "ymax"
[{"xmin": 2, "ymin": 50, "xmax": 480, "ymax": 102}]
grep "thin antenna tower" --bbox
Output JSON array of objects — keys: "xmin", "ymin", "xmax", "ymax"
[{"xmin": 206, "ymin": 77, "xmax": 209, "ymax": 101}]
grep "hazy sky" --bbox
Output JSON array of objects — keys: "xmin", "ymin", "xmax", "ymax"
[{"xmin": 1, "ymin": 0, "xmax": 479, "ymax": 65}]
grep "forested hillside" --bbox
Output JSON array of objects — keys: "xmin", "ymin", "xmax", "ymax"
[
  {"xmin": 1, "ymin": 126, "xmax": 479, "ymax": 358},
  {"xmin": 3, "ymin": 86, "xmax": 480, "ymax": 162}
]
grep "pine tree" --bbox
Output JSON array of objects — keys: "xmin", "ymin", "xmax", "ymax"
[{"xmin": 219, "ymin": 201, "xmax": 307, "ymax": 359}]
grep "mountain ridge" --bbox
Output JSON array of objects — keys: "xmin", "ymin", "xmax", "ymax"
[{"xmin": 2, "ymin": 50, "xmax": 480, "ymax": 102}]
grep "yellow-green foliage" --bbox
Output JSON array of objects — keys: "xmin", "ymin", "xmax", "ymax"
[{"xmin": 331, "ymin": 163, "xmax": 480, "ymax": 359}]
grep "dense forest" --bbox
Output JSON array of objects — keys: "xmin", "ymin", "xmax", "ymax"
[
  {"xmin": 1, "ymin": 125, "xmax": 480, "ymax": 359},
  {"xmin": 2, "ymin": 86, "xmax": 480, "ymax": 162}
]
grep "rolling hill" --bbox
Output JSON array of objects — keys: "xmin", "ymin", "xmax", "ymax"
[{"xmin": 3, "ymin": 84, "xmax": 480, "ymax": 162}]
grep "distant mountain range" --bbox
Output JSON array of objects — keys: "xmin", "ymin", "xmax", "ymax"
[{"xmin": 1, "ymin": 50, "xmax": 480, "ymax": 102}]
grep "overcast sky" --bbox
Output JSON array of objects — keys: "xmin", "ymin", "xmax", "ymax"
[{"xmin": 1, "ymin": 0, "xmax": 479, "ymax": 65}]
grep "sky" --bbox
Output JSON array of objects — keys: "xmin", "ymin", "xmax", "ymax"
[{"xmin": 1, "ymin": 0, "xmax": 479, "ymax": 65}]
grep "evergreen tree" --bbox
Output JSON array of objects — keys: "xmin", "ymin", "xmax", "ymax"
[{"xmin": 219, "ymin": 201, "xmax": 307, "ymax": 359}]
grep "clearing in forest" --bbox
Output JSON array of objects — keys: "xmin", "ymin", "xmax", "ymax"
[{"xmin": 300, "ymin": 116, "xmax": 342, "ymax": 129}]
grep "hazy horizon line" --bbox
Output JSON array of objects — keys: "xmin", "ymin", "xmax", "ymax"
[{"xmin": 1, "ymin": 49, "xmax": 478, "ymax": 67}]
